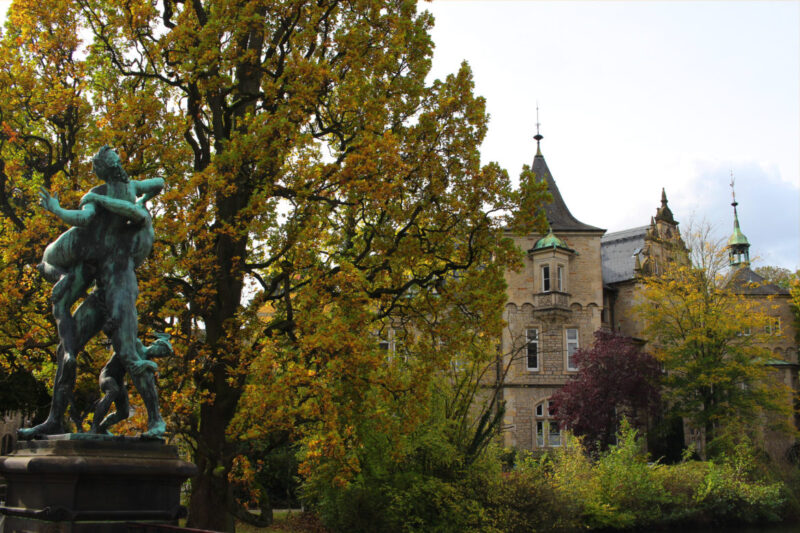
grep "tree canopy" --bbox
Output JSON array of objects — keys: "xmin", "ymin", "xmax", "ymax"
[
  {"xmin": 635, "ymin": 240, "xmax": 795, "ymax": 458},
  {"xmin": 0, "ymin": 0, "xmax": 548, "ymax": 529}
]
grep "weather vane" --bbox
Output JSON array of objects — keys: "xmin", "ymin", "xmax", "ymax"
[
  {"xmin": 729, "ymin": 170, "xmax": 737, "ymax": 206},
  {"xmin": 534, "ymin": 102, "xmax": 543, "ymax": 153}
]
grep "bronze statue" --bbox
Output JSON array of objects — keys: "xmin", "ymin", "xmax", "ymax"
[{"xmin": 19, "ymin": 146, "xmax": 169, "ymax": 439}]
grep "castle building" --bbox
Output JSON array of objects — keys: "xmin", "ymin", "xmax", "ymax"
[{"xmin": 497, "ymin": 133, "xmax": 797, "ymax": 453}]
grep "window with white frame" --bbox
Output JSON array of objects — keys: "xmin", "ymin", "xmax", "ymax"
[
  {"xmin": 378, "ymin": 329, "xmax": 405, "ymax": 361},
  {"xmin": 526, "ymin": 328, "xmax": 539, "ymax": 371},
  {"xmin": 766, "ymin": 317, "xmax": 781, "ymax": 336},
  {"xmin": 566, "ymin": 328, "xmax": 579, "ymax": 371},
  {"xmin": 548, "ymin": 400, "xmax": 561, "ymax": 446},
  {"xmin": 557, "ymin": 264, "xmax": 564, "ymax": 292},
  {"xmin": 534, "ymin": 399, "xmax": 561, "ymax": 447},
  {"xmin": 541, "ymin": 264, "xmax": 550, "ymax": 292},
  {"xmin": 535, "ymin": 403, "xmax": 545, "ymax": 447}
]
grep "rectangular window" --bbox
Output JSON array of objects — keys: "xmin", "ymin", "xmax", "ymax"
[
  {"xmin": 541, "ymin": 265, "xmax": 550, "ymax": 292},
  {"xmin": 557, "ymin": 265, "xmax": 564, "ymax": 292},
  {"xmin": 536, "ymin": 420, "xmax": 544, "ymax": 447},
  {"xmin": 526, "ymin": 329, "xmax": 539, "ymax": 371},
  {"xmin": 766, "ymin": 317, "xmax": 781, "ymax": 335},
  {"xmin": 549, "ymin": 422, "xmax": 561, "ymax": 447},
  {"xmin": 566, "ymin": 328, "xmax": 579, "ymax": 371}
]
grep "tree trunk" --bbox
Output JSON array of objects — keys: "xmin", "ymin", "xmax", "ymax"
[
  {"xmin": 184, "ymin": 222, "xmax": 248, "ymax": 530},
  {"xmin": 187, "ymin": 460, "xmax": 235, "ymax": 532},
  {"xmin": 186, "ymin": 394, "xmax": 239, "ymax": 531}
]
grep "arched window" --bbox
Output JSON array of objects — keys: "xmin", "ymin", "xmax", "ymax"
[
  {"xmin": 0, "ymin": 433, "xmax": 13, "ymax": 456},
  {"xmin": 534, "ymin": 399, "xmax": 561, "ymax": 448}
]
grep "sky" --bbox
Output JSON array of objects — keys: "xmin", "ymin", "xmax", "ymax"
[
  {"xmin": 422, "ymin": 0, "xmax": 799, "ymax": 271},
  {"xmin": 1, "ymin": 0, "xmax": 798, "ymax": 270}
]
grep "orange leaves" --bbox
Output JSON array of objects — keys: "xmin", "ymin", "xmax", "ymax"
[{"xmin": 1, "ymin": 121, "xmax": 20, "ymax": 144}]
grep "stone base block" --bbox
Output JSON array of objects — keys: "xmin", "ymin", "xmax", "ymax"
[{"xmin": 0, "ymin": 435, "xmax": 196, "ymax": 532}]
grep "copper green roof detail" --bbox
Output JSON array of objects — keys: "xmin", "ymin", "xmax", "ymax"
[
  {"xmin": 534, "ymin": 229, "xmax": 573, "ymax": 252},
  {"xmin": 727, "ymin": 226, "xmax": 749, "ymax": 246},
  {"xmin": 727, "ymin": 179, "xmax": 750, "ymax": 252},
  {"xmin": 727, "ymin": 212, "xmax": 750, "ymax": 246},
  {"xmin": 766, "ymin": 358, "xmax": 796, "ymax": 367}
]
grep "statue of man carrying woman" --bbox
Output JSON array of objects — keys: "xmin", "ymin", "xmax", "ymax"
[{"xmin": 19, "ymin": 146, "xmax": 168, "ymax": 439}]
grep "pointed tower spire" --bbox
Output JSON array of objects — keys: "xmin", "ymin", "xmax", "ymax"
[
  {"xmin": 727, "ymin": 172, "xmax": 750, "ymax": 268},
  {"xmin": 655, "ymin": 188, "xmax": 675, "ymax": 224},
  {"xmin": 528, "ymin": 114, "xmax": 603, "ymax": 233}
]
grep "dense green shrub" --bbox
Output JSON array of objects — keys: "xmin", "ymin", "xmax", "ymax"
[
  {"xmin": 488, "ymin": 453, "xmax": 580, "ymax": 532},
  {"xmin": 309, "ymin": 415, "xmax": 793, "ymax": 532},
  {"xmin": 307, "ymin": 414, "xmax": 501, "ymax": 533},
  {"xmin": 693, "ymin": 440, "xmax": 785, "ymax": 524}
]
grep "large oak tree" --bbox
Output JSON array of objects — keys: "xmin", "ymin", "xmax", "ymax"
[{"xmin": 0, "ymin": 1, "xmax": 547, "ymax": 529}]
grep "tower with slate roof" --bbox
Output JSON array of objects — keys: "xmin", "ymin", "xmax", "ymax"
[{"xmin": 499, "ymin": 126, "xmax": 606, "ymax": 451}]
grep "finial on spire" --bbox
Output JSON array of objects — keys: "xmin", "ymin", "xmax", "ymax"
[
  {"xmin": 661, "ymin": 187, "xmax": 668, "ymax": 206},
  {"xmin": 533, "ymin": 102, "xmax": 543, "ymax": 156},
  {"xmin": 726, "ymin": 169, "xmax": 750, "ymax": 268}
]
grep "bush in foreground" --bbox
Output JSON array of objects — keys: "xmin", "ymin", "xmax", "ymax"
[{"xmin": 307, "ymin": 420, "xmax": 790, "ymax": 532}]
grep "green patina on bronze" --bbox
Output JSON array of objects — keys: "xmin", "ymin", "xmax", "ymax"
[{"xmin": 18, "ymin": 146, "xmax": 169, "ymax": 440}]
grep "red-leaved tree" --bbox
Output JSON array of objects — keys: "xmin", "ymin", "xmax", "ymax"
[{"xmin": 550, "ymin": 331, "xmax": 661, "ymax": 452}]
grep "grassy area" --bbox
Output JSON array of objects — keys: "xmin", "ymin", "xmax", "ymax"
[{"xmin": 236, "ymin": 509, "xmax": 327, "ymax": 533}]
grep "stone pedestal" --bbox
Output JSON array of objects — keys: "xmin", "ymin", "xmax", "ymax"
[{"xmin": 0, "ymin": 435, "xmax": 197, "ymax": 532}]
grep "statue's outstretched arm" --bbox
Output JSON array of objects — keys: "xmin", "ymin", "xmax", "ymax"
[
  {"xmin": 80, "ymin": 191, "xmax": 149, "ymax": 224},
  {"xmin": 133, "ymin": 178, "xmax": 165, "ymax": 206},
  {"xmin": 38, "ymin": 187, "xmax": 97, "ymax": 227}
]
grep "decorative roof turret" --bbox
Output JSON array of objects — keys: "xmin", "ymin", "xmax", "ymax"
[
  {"xmin": 533, "ymin": 227, "xmax": 573, "ymax": 253},
  {"xmin": 727, "ymin": 173, "xmax": 750, "ymax": 268},
  {"xmin": 655, "ymin": 188, "xmax": 676, "ymax": 224}
]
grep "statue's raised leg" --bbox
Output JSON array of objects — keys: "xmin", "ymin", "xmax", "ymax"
[{"xmin": 104, "ymin": 264, "xmax": 165, "ymax": 438}]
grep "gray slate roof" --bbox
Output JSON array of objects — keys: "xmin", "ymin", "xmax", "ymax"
[
  {"xmin": 533, "ymin": 153, "xmax": 604, "ymax": 233},
  {"xmin": 601, "ymin": 226, "xmax": 648, "ymax": 284},
  {"xmin": 726, "ymin": 267, "xmax": 790, "ymax": 296}
]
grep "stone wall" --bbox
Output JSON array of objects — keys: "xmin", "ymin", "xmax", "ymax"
[
  {"xmin": 0, "ymin": 412, "xmax": 25, "ymax": 456},
  {"xmin": 609, "ymin": 280, "xmax": 644, "ymax": 339}
]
